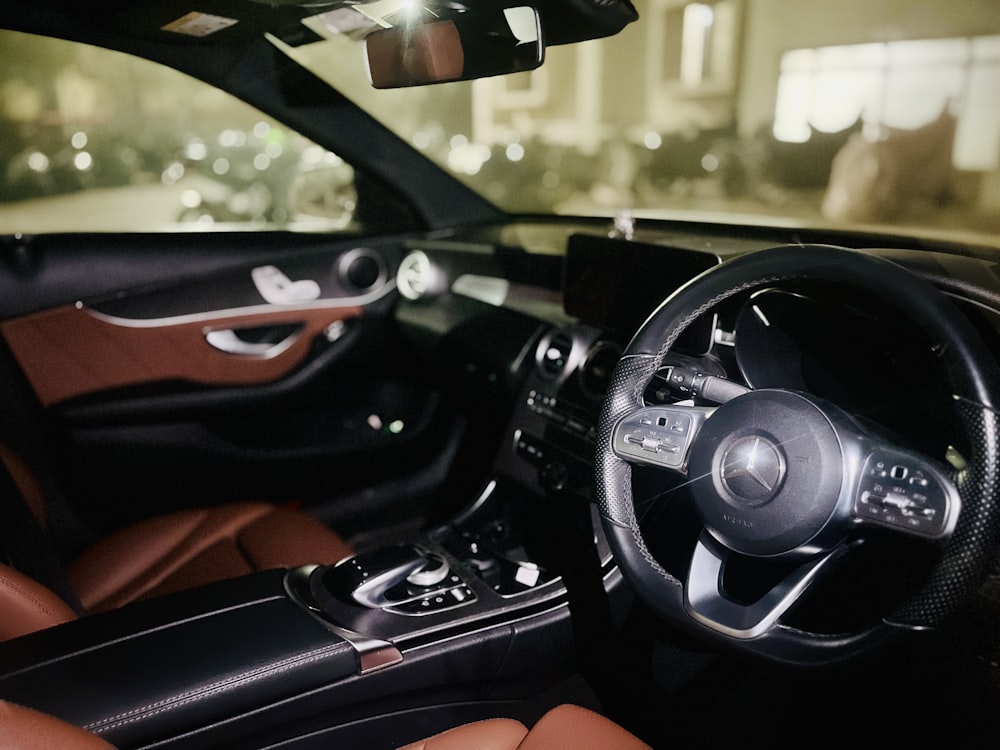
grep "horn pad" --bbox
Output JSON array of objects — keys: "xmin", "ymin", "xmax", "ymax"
[{"xmin": 687, "ymin": 390, "xmax": 846, "ymax": 557}]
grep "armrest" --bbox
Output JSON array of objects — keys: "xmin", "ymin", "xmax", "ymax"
[{"xmin": 0, "ymin": 569, "xmax": 357, "ymax": 748}]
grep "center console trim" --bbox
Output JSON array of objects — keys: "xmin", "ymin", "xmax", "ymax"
[{"xmin": 285, "ymin": 565, "xmax": 403, "ymax": 675}]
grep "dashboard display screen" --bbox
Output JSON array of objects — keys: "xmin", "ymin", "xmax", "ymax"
[{"xmin": 563, "ymin": 233, "xmax": 719, "ymax": 349}]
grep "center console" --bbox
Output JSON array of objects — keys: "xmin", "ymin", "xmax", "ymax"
[{"xmin": 287, "ymin": 317, "xmax": 622, "ymax": 641}]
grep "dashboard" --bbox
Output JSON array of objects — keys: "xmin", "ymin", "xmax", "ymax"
[
  {"xmin": 385, "ymin": 223, "xmax": 1000, "ymax": 642},
  {"xmin": 393, "ymin": 223, "xmax": 1000, "ymax": 525}
]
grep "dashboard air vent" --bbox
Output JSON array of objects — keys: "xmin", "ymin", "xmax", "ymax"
[
  {"xmin": 396, "ymin": 250, "xmax": 446, "ymax": 301},
  {"xmin": 338, "ymin": 248, "xmax": 387, "ymax": 293}
]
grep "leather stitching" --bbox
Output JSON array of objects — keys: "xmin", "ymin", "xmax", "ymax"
[
  {"xmin": 0, "ymin": 574, "xmax": 70, "ymax": 624},
  {"xmin": 85, "ymin": 641, "xmax": 349, "ymax": 734}
]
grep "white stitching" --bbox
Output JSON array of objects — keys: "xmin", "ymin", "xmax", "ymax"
[{"xmin": 85, "ymin": 641, "xmax": 348, "ymax": 733}]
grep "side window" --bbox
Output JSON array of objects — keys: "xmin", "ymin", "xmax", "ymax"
[{"xmin": 0, "ymin": 30, "xmax": 358, "ymax": 233}]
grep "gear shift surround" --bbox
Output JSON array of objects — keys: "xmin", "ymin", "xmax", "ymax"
[{"xmin": 321, "ymin": 544, "xmax": 476, "ymax": 615}]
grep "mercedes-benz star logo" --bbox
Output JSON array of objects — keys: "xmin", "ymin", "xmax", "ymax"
[{"xmin": 721, "ymin": 436, "xmax": 785, "ymax": 503}]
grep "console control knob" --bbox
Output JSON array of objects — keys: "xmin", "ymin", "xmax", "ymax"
[{"xmin": 406, "ymin": 555, "xmax": 450, "ymax": 587}]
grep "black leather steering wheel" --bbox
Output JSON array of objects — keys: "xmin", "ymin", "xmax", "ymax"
[{"xmin": 596, "ymin": 244, "xmax": 1000, "ymax": 666}]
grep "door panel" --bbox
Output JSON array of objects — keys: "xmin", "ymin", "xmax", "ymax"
[
  {"xmin": 0, "ymin": 233, "xmax": 469, "ymax": 547},
  {"xmin": 1, "ymin": 302, "xmax": 363, "ymax": 406}
]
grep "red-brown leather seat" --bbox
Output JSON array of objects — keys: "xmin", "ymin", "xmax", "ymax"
[
  {"xmin": 0, "ymin": 446, "xmax": 352, "ymax": 641},
  {"xmin": 0, "ymin": 701, "xmax": 653, "ymax": 750},
  {"xmin": 399, "ymin": 704, "xmax": 653, "ymax": 749},
  {"xmin": 67, "ymin": 502, "xmax": 352, "ymax": 614},
  {"xmin": 0, "ymin": 701, "xmax": 114, "ymax": 750}
]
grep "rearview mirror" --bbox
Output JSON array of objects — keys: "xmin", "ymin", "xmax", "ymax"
[{"xmin": 364, "ymin": 6, "xmax": 544, "ymax": 89}]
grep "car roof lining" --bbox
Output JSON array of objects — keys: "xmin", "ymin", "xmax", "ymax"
[{"xmin": 2, "ymin": 0, "xmax": 636, "ymax": 49}]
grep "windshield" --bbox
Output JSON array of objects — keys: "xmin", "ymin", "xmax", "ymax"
[{"xmin": 282, "ymin": 0, "xmax": 1000, "ymax": 247}]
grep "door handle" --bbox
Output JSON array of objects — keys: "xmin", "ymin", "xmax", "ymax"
[{"xmin": 204, "ymin": 326, "xmax": 301, "ymax": 357}]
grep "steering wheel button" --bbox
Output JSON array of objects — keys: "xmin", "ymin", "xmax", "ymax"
[
  {"xmin": 855, "ymin": 450, "xmax": 958, "ymax": 539},
  {"xmin": 859, "ymin": 502, "xmax": 883, "ymax": 519},
  {"xmin": 882, "ymin": 494, "xmax": 913, "ymax": 510}
]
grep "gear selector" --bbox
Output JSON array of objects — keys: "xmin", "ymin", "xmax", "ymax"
[{"xmin": 322, "ymin": 544, "xmax": 476, "ymax": 615}]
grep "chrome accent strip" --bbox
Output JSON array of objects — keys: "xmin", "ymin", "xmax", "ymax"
[
  {"xmin": 82, "ymin": 280, "xmax": 396, "ymax": 329},
  {"xmin": 404, "ymin": 600, "xmax": 571, "ymax": 654},
  {"xmin": 685, "ymin": 535, "xmax": 854, "ymax": 639},
  {"xmin": 283, "ymin": 566, "xmax": 403, "ymax": 675},
  {"xmin": 451, "ymin": 478, "xmax": 497, "ymax": 526}
]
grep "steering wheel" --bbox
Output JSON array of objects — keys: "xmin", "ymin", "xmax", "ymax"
[{"xmin": 596, "ymin": 244, "xmax": 1000, "ymax": 666}]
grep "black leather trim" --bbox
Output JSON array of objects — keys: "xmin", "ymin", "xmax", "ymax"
[{"xmin": 0, "ymin": 571, "xmax": 356, "ymax": 748}]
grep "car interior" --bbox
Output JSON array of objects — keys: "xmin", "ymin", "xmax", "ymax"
[{"xmin": 2, "ymin": 0, "xmax": 1000, "ymax": 748}]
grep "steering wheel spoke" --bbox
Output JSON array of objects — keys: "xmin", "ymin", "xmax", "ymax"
[
  {"xmin": 851, "ymin": 445, "xmax": 961, "ymax": 541},
  {"xmin": 685, "ymin": 533, "xmax": 850, "ymax": 639},
  {"xmin": 611, "ymin": 404, "xmax": 713, "ymax": 472}
]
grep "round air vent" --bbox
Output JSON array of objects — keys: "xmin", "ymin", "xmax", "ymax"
[
  {"xmin": 338, "ymin": 248, "xmax": 387, "ymax": 293},
  {"xmin": 396, "ymin": 250, "xmax": 446, "ymax": 301},
  {"xmin": 537, "ymin": 331, "xmax": 574, "ymax": 379}
]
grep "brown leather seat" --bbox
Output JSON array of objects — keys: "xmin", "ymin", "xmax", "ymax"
[
  {"xmin": 67, "ymin": 502, "xmax": 352, "ymax": 614},
  {"xmin": 0, "ymin": 701, "xmax": 115, "ymax": 750},
  {"xmin": 399, "ymin": 704, "xmax": 653, "ymax": 749},
  {"xmin": 0, "ymin": 449, "xmax": 352, "ymax": 641},
  {"xmin": 0, "ymin": 701, "xmax": 652, "ymax": 750}
]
